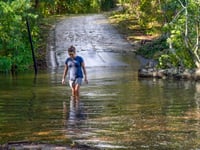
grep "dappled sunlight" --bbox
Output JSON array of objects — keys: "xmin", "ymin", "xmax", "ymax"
[
  {"xmin": 30, "ymin": 130, "xmax": 69, "ymax": 142},
  {"xmin": 34, "ymin": 131, "xmax": 50, "ymax": 136}
]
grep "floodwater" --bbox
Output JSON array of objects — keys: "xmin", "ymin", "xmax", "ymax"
[
  {"xmin": 1, "ymin": 55, "xmax": 200, "ymax": 149},
  {"xmin": 1, "ymin": 14, "xmax": 200, "ymax": 149}
]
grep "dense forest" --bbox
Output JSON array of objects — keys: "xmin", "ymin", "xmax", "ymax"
[{"xmin": 0, "ymin": 0, "xmax": 200, "ymax": 72}]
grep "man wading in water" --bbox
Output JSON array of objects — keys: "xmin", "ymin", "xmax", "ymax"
[{"xmin": 62, "ymin": 46, "xmax": 88, "ymax": 100}]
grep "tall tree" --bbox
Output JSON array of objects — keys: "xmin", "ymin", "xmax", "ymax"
[
  {"xmin": 163, "ymin": 0, "xmax": 200, "ymax": 68},
  {"xmin": 0, "ymin": 0, "xmax": 38, "ymax": 72}
]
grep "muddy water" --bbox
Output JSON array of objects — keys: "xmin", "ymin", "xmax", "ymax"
[
  {"xmin": 1, "ymin": 14, "xmax": 200, "ymax": 149},
  {"xmin": 1, "ymin": 55, "xmax": 200, "ymax": 149}
]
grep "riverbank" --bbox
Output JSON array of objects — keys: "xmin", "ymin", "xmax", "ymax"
[
  {"xmin": 107, "ymin": 10, "xmax": 158, "ymax": 50},
  {"xmin": 107, "ymin": 11, "xmax": 200, "ymax": 81}
]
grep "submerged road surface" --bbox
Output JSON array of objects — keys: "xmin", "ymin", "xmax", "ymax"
[{"xmin": 48, "ymin": 14, "xmax": 135, "ymax": 68}]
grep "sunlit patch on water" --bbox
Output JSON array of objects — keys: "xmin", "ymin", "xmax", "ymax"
[{"xmin": 75, "ymin": 139, "xmax": 127, "ymax": 149}]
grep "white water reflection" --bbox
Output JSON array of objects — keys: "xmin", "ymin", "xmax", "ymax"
[{"xmin": 49, "ymin": 50, "xmax": 57, "ymax": 68}]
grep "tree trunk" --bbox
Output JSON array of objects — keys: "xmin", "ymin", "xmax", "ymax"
[
  {"xmin": 35, "ymin": 0, "xmax": 39, "ymax": 9},
  {"xmin": 194, "ymin": 23, "xmax": 200, "ymax": 68}
]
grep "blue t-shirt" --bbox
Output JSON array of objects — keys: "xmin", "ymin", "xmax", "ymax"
[{"xmin": 65, "ymin": 56, "xmax": 84, "ymax": 81}]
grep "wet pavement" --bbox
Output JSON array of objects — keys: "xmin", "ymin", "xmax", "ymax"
[{"xmin": 48, "ymin": 14, "xmax": 135, "ymax": 68}]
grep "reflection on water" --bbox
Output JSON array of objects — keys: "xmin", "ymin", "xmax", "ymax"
[
  {"xmin": 65, "ymin": 99, "xmax": 88, "ymax": 138},
  {"xmin": 1, "ymin": 56, "xmax": 200, "ymax": 149}
]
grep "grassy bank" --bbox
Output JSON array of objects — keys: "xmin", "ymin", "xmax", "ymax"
[{"xmin": 107, "ymin": 11, "xmax": 160, "ymax": 50}]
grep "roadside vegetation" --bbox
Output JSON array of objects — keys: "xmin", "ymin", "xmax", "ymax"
[
  {"xmin": 109, "ymin": 0, "xmax": 200, "ymax": 70},
  {"xmin": 1, "ymin": 0, "xmax": 200, "ymax": 73},
  {"xmin": 0, "ymin": 0, "xmax": 116, "ymax": 73}
]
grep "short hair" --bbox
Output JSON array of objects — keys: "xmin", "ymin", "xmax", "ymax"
[{"xmin": 68, "ymin": 45, "xmax": 76, "ymax": 52}]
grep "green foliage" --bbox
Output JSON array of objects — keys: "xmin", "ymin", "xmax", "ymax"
[
  {"xmin": 0, "ymin": 0, "xmax": 118, "ymax": 73},
  {"xmin": 157, "ymin": 54, "xmax": 177, "ymax": 69},
  {"xmin": 136, "ymin": 36, "xmax": 168, "ymax": 59},
  {"xmin": 2, "ymin": 0, "xmax": 198, "ymax": 72},
  {"xmin": 0, "ymin": 56, "xmax": 12, "ymax": 72},
  {"xmin": 118, "ymin": 0, "xmax": 163, "ymax": 33},
  {"xmin": 0, "ymin": 0, "xmax": 38, "ymax": 72},
  {"xmin": 100, "ymin": 0, "xmax": 116, "ymax": 11},
  {"xmin": 66, "ymin": 0, "xmax": 101, "ymax": 14},
  {"xmin": 139, "ymin": 0, "xmax": 155, "ymax": 27},
  {"xmin": 157, "ymin": 48, "xmax": 196, "ymax": 69},
  {"xmin": 160, "ymin": 0, "xmax": 200, "ymax": 68},
  {"xmin": 119, "ymin": 0, "xmax": 200, "ymax": 69},
  {"xmin": 36, "ymin": 0, "xmax": 110, "ymax": 16}
]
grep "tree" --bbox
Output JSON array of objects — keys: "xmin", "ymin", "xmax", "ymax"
[
  {"xmin": 0, "ymin": 0, "xmax": 38, "ymax": 72},
  {"xmin": 100, "ymin": 0, "xmax": 116, "ymax": 11},
  {"xmin": 161, "ymin": 0, "xmax": 200, "ymax": 68}
]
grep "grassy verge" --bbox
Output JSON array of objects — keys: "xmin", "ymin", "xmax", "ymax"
[
  {"xmin": 107, "ymin": 11, "xmax": 168, "ymax": 60},
  {"xmin": 108, "ymin": 12, "xmax": 159, "ymax": 47}
]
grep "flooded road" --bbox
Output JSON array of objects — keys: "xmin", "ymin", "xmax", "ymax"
[
  {"xmin": 1, "ymin": 14, "xmax": 200, "ymax": 149},
  {"xmin": 1, "ymin": 66, "xmax": 200, "ymax": 149},
  {"xmin": 48, "ymin": 14, "xmax": 134, "ymax": 68}
]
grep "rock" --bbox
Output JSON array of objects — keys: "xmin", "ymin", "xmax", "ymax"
[
  {"xmin": 194, "ymin": 68, "xmax": 200, "ymax": 80},
  {"xmin": 155, "ymin": 70, "xmax": 166, "ymax": 78},
  {"xmin": 182, "ymin": 69, "xmax": 193, "ymax": 79},
  {"xmin": 138, "ymin": 68, "xmax": 153, "ymax": 78},
  {"xmin": 138, "ymin": 67, "xmax": 200, "ymax": 81}
]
